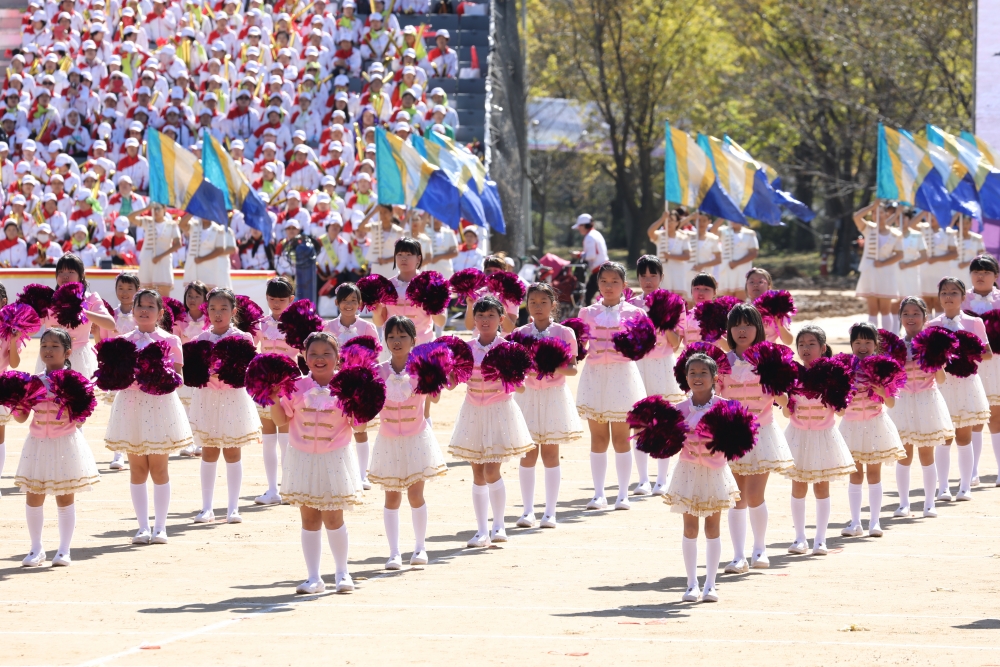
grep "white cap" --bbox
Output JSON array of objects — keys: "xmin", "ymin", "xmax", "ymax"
[
  {"xmin": 437, "ymin": 29, "xmax": 450, "ymax": 39},
  {"xmin": 572, "ymin": 213, "xmax": 593, "ymax": 229},
  {"xmin": 37, "ymin": 223, "xmax": 52, "ymax": 234},
  {"xmin": 231, "ymin": 139, "xmax": 245, "ymax": 150},
  {"xmin": 321, "ymin": 175, "xmax": 336, "ymax": 186},
  {"xmin": 328, "ymin": 140, "xmax": 343, "ymax": 151},
  {"xmin": 114, "ymin": 216, "xmax": 130, "ymax": 232},
  {"xmin": 125, "ymin": 137, "xmax": 140, "ymax": 148},
  {"xmin": 118, "ymin": 174, "xmax": 133, "ymax": 185},
  {"xmin": 72, "ymin": 224, "xmax": 88, "ymax": 235},
  {"xmin": 262, "ymin": 141, "xmax": 277, "ymax": 152},
  {"xmin": 10, "ymin": 194, "xmax": 25, "ymax": 205},
  {"xmin": 22, "ymin": 139, "xmax": 36, "ymax": 151},
  {"xmin": 43, "ymin": 192, "xmax": 57, "ymax": 202},
  {"xmin": 285, "ymin": 218, "xmax": 301, "ymax": 229},
  {"xmin": 287, "ymin": 191, "xmax": 301, "ymax": 201},
  {"xmin": 75, "ymin": 189, "xmax": 91, "ymax": 201},
  {"xmin": 294, "ymin": 144, "xmax": 309, "ymax": 154}
]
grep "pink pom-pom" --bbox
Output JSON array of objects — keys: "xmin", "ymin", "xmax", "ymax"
[
  {"xmin": 831, "ymin": 352, "xmax": 858, "ymax": 371},
  {"xmin": 331, "ymin": 365, "xmax": 386, "ymax": 423},
  {"xmin": 449, "ymin": 268, "xmax": 486, "ymax": 301},
  {"xmin": 434, "ymin": 336, "xmax": 474, "ymax": 384},
  {"xmin": 211, "ymin": 337, "xmax": 257, "ymax": 388},
  {"xmin": 278, "ymin": 300, "xmax": 323, "ymax": 350},
  {"xmin": 795, "ymin": 358, "xmax": 854, "ymax": 411},
  {"xmin": 505, "ymin": 329, "xmax": 537, "ymax": 352},
  {"xmin": 627, "ymin": 396, "xmax": 688, "ymax": 459},
  {"xmin": 357, "ymin": 274, "xmax": 398, "ymax": 311},
  {"xmin": 858, "ymin": 354, "xmax": 907, "ymax": 401},
  {"xmin": 406, "ymin": 270, "xmax": 450, "ymax": 315},
  {"xmin": 0, "ymin": 370, "xmax": 46, "ymax": 414},
  {"xmin": 135, "ymin": 340, "xmax": 182, "ymax": 395},
  {"xmin": 696, "ymin": 399, "xmax": 759, "ymax": 461},
  {"xmin": 162, "ymin": 297, "xmax": 187, "ymax": 333},
  {"xmin": 52, "ymin": 282, "xmax": 88, "ymax": 328},
  {"xmin": 877, "ymin": 329, "xmax": 907, "ymax": 365},
  {"xmin": 753, "ymin": 290, "xmax": 796, "ymax": 322},
  {"xmin": 743, "ymin": 341, "xmax": 798, "ymax": 396},
  {"xmin": 977, "ymin": 310, "xmax": 1000, "ymax": 353},
  {"xmin": 344, "ymin": 334, "xmax": 381, "ymax": 352},
  {"xmin": 340, "ymin": 337, "xmax": 379, "ymax": 369},
  {"xmin": 533, "ymin": 336, "xmax": 572, "ymax": 380},
  {"xmin": 644, "ymin": 289, "xmax": 685, "ymax": 332},
  {"xmin": 612, "ymin": 314, "xmax": 656, "ymax": 361},
  {"xmin": 481, "ymin": 341, "xmax": 533, "ymax": 391},
  {"xmin": 674, "ymin": 342, "xmax": 732, "ymax": 392},
  {"xmin": 486, "ymin": 271, "xmax": 526, "ymax": 305},
  {"xmin": 911, "ymin": 327, "xmax": 959, "ymax": 373},
  {"xmin": 945, "ymin": 328, "xmax": 985, "ymax": 378},
  {"xmin": 48, "ymin": 369, "xmax": 96, "ymax": 423},
  {"xmin": 235, "ymin": 295, "xmax": 264, "ymax": 338},
  {"xmin": 245, "ymin": 353, "xmax": 301, "ymax": 406},
  {"xmin": 16, "ymin": 284, "xmax": 54, "ymax": 319},
  {"xmin": 695, "ymin": 296, "xmax": 742, "ymax": 343},
  {"xmin": 93, "ymin": 337, "xmax": 139, "ymax": 391},
  {"xmin": 0, "ymin": 302, "xmax": 41, "ymax": 348},
  {"xmin": 407, "ymin": 342, "xmax": 454, "ymax": 395},
  {"xmin": 561, "ymin": 317, "xmax": 591, "ymax": 361},
  {"xmin": 182, "ymin": 340, "xmax": 214, "ymax": 388}
]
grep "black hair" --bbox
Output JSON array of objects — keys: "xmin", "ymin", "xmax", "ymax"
[
  {"xmin": 849, "ymin": 322, "xmax": 879, "ymax": 346},
  {"xmin": 726, "ymin": 303, "xmax": 765, "ymax": 349},
  {"xmin": 937, "ymin": 276, "xmax": 967, "ymax": 297},
  {"xmin": 684, "ymin": 352, "xmax": 717, "ymax": 378},
  {"xmin": 0, "ymin": 282, "xmax": 7, "ymax": 303},
  {"xmin": 335, "ymin": 282, "xmax": 362, "ymax": 304},
  {"xmin": 384, "ymin": 315, "xmax": 417, "ymax": 340},
  {"xmin": 473, "ymin": 294, "xmax": 505, "ymax": 318},
  {"xmin": 55, "ymin": 253, "xmax": 88, "ymax": 289},
  {"xmin": 265, "ymin": 276, "xmax": 295, "ymax": 299},
  {"xmin": 970, "ymin": 254, "xmax": 1000, "ymax": 276},
  {"xmin": 115, "ymin": 271, "xmax": 141, "ymax": 290},
  {"xmin": 393, "ymin": 237, "xmax": 423, "ymax": 269},
  {"xmin": 526, "ymin": 282, "xmax": 557, "ymax": 302},
  {"xmin": 483, "ymin": 254, "xmax": 507, "ymax": 272},
  {"xmin": 596, "ymin": 261, "xmax": 627, "ymax": 282},
  {"xmin": 206, "ymin": 287, "xmax": 243, "ymax": 329},
  {"xmin": 303, "ymin": 331, "xmax": 339, "ymax": 356},
  {"xmin": 183, "ymin": 281, "xmax": 209, "ymax": 312},
  {"xmin": 636, "ymin": 254, "xmax": 663, "ymax": 278},
  {"xmin": 796, "ymin": 324, "xmax": 832, "ymax": 357},
  {"xmin": 691, "ymin": 272, "xmax": 718, "ymax": 291},
  {"xmin": 40, "ymin": 327, "xmax": 73, "ymax": 369},
  {"xmin": 744, "ymin": 267, "xmax": 773, "ymax": 288},
  {"xmin": 898, "ymin": 296, "xmax": 928, "ymax": 322}
]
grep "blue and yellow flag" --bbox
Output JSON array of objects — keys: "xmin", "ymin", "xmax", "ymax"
[
  {"xmin": 375, "ymin": 127, "xmax": 460, "ymax": 228},
  {"xmin": 146, "ymin": 129, "xmax": 227, "ymax": 226},
  {"xmin": 720, "ymin": 136, "xmax": 783, "ymax": 225},
  {"xmin": 876, "ymin": 124, "xmax": 930, "ymax": 205},
  {"xmin": 958, "ymin": 131, "xmax": 1000, "ymax": 220},
  {"xmin": 201, "ymin": 130, "xmax": 272, "ymax": 243},
  {"xmin": 664, "ymin": 122, "xmax": 716, "ymax": 209},
  {"xmin": 922, "ymin": 126, "xmax": 980, "ymax": 221}
]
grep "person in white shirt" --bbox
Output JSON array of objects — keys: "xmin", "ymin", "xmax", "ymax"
[
  {"xmin": 0, "ymin": 220, "xmax": 29, "ymax": 267},
  {"xmin": 425, "ymin": 216, "xmax": 459, "ymax": 278},
  {"xmin": 452, "ymin": 226, "xmax": 486, "ymax": 273},
  {"xmin": 62, "ymin": 223, "xmax": 101, "ymax": 267},
  {"xmin": 572, "ymin": 213, "xmax": 609, "ymax": 305},
  {"xmin": 714, "ymin": 220, "xmax": 759, "ymax": 298}
]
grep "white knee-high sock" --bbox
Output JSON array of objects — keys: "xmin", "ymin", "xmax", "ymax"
[
  {"xmin": 633, "ymin": 448, "xmax": 650, "ymax": 485},
  {"xmin": 814, "ymin": 497, "xmax": 831, "ymax": 545},
  {"xmin": 472, "ymin": 483, "xmax": 489, "ymax": 535},
  {"xmin": 411, "ymin": 503, "xmax": 428, "ymax": 553},
  {"xmin": 957, "ymin": 444, "xmax": 975, "ymax": 493},
  {"xmin": 971, "ymin": 431, "xmax": 983, "ymax": 479},
  {"xmin": 992, "ymin": 433, "xmax": 1000, "ymax": 477},
  {"xmin": 130, "ymin": 482, "xmax": 149, "ymax": 531},
  {"xmin": 590, "ymin": 451, "xmax": 607, "ymax": 500},
  {"xmin": 921, "ymin": 464, "xmax": 937, "ymax": 511},
  {"xmin": 847, "ymin": 483, "xmax": 863, "ymax": 526},
  {"xmin": 0, "ymin": 442, "xmax": 6, "ymax": 493},
  {"xmin": 326, "ymin": 524, "xmax": 349, "ymax": 575},
  {"xmin": 682, "ymin": 536, "xmax": 698, "ymax": 588},
  {"xmin": 153, "ymin": 483, "xmax": 170, "ymax": 533},
  {"xmin": 487, "ymin": 479, "xmax": 506, "ymax": 531},
  {"xmin": 518, "ymin": 465, "xmax": 535, "ymax": 517},
  {"xmin": 356, "ymin": 439, "xmax": 370, "ymax": 481},
  {"xmin": 748, "ymin": 502, "xmax": 768, "ymax": 558},
  {"xmin": 56, "ymin": 504, "xmax": 75, "ymax": 556},
  {"xmin": 25, "ymin": 504, "xmax": 43, "ymax": 554},
  {"xmin": 728, "ymin": 507, "xmax": 747, "ymax": 561},
  {"xmin": 791, "ymin": 496, "xmax": 806, "ymax": 543},
  {"xmin": 200, "ymin": 461, "xmax": 217, "ymax": 513},
  {"xmin": 896, "ymin": 463, "xmax": 911, "ymax": 509},
  {"xmin": 614, "ymin": 451, "xmax": 632, "ymax": 502},
  {"xmin": 704, "ymin": 537, "xmax": 722, "ymax": 590},
  {"xmin": 226, "ymin": 461, "xmax": 242, "ymax": 514},
  {"xmin": 262, "ymin": 433, "xmax": 279, "ymax": 494},
  {"xmin": 868, "ymin": 482, "xmax": 883, "ymax": 527},
  {"xmin": 656, "ymin": 458, "xmax": 670, "ymax": 487},
  {"xmin": 276, "ymin": 432, "xmax": 289, "ymax": 467},
  {"xmin": 544, "ymin": 466, "xmax": 560, "ymax": 518},
  {"xmin": 383, "ymin": 507, "xmax": 399, "ymax": 557},
  {"xmin": 867, "ymin": 314, "xmax": 878, "ymax": 326},
  {"xmin": 935, "ymin": 445, "xmax": 951, "ymax": 494},
  {"xmin": 301, "ymin": 528, "xmax": 322, "ymax": 582}
]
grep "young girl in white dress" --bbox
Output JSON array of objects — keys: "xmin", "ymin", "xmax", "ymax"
[
  {"xmin": 449, "ymin": 295, "xmax": 534, "ymax": 547},
  {"xmin": 14, "ymin": 328, "xmax": 99, "ymax": 567},
  {"xmin": 962, "ymin": 255, "xmax": 1000, "ymax": 485},
  {"xmin": 104, "ymin": 290, "xmax": 194, "ymax": 544},
  {"xmin": 688, "ymin": 215, "xmax": 722, "ymax": 288},
  {"xmin": 0, "ymin": 283, "xmax": 25, "ymax": 496},
  {"xmin": 744, "ymin": 268, "xmax": 793, "ymax": 345},
  {"xmin": 106, "ymin": 272, "xmax": 141, "ymax": 470},
  {"xmin": 647, "ymin": 209, "xmax": 692, "ymax": 298},
  {"xmin": 513, "ymin": 283, "xmax": 582, "ymax": 528},
  {"xmin": 190, "ymin": 288, "xmax": 263, "ymax": 525},
  {"xmin": 368, "ymin": 316, "xmax": 447, "ymax": 569},
  {"xmin": 270, "ymin": 332, "xmax": 364, "ymax": 594},
  {"xmin": 175, "ymin": 280, "xmax": 209, "ymax": 456},
  {"xmin": 575, "ymin": 262, "xmax": 648, "ymax": 510},
  {"xmin": 853, "ymin": 201, "xmax": 903, "ymax": 332},
  {"xmin": 897, "ymin": 210, "xmax": 928, "ymax": 301},
  {"xmin": 918, "ymin": 214, "xmax": 957, "ymax": 314}
]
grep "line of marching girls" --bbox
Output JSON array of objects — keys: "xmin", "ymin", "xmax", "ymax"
[{"xmin": 1, "ymin": 219, "xmax": 999, "ymax": 602}]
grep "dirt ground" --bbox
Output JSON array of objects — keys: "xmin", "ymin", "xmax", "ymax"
[{"xmin": 0, "ymin": 311, "xmax": 997, "ymax": 667}]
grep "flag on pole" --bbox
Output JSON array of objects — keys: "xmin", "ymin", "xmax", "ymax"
[
  {"xmin": 375, "ymin": 126, "xmax": 461, "ymax": 228},
  {"xmin": 145, "ymin": 129, "xmax": 228, "ymax": 225},
  {"xmin": 417, "ymin": 130, "xmax": 506, "ymax": 233},
  {"xmin": 958, "ymin": 131, "xmax": 1000, "ymax": 220},
  {"xmin": 663, "ymin": 121, "xmax": 715, "ymax": 209},
  {"xmin": 876, "ymin": 124, "xmax": 930, "ymax": 205},
  {"xmin": 919, "ymin": 127, "xmax": 981, "ymax": 221},
  {"xmin": 201, "ymin": 129, "xmax": 273, "ymax": 243},
  {"xmin": 720, "ymin": 136, "xmax": 783, "ymax": 225}
]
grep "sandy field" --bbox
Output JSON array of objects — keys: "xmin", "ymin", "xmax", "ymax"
[{"xmin": 0, "ymin": 316, "xmax": 998, "ymax": 667}]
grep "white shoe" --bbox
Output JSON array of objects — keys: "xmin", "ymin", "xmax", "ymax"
[
  {"xmin": 893, "ymin": 506, "xmax": 911, "ymax": 518},
  {"xmin": 701, "ymin": 587, "xmax": 719, "ymax": 603},
  {"xmin": 109, "ymin": 457, "xmax": 126, "ymax": 470},
  {"xmin": 409, "ymin": 551, "xmax": 428, "ymax": 566},
  {"xmin": 194, "ymin": 510, "xmax": 216, "ymax": 524},
  {"xmin": 750, "ymin": 553, "xmax": 770, "ymax": 569},
  {"xmin": 614, "ymin": 497, "xmax": 631, "ymax": 511},
  {"xmin": 585, "ymin": 496, "xmax": 608, "ymax": 510},
  {"xmin": 724, "ymin": 558, "xmax": 749, "ymax": 574},
  {"xmin": 152, "ymin": 530, "xmax": 168, "ymax": 544},
  {"xmin": 971, "ymin": 476, "xmax": 980, "ymax": 488},
  {"xmin": 132, "ymin": 529, "xmax": 151, "ymax": 544},
  {"xmin": 811, "ymin": 543, "xmax": 828, "ymax": 556},
  {"xmin": 51, "ymin": 552, "xmax": 71, "ymax": 567},
  {"xmin": 253, "ymin": 490, "xmax": 282, "ymax": 506},
  {"xmin": 490, "ymin": 527, "xmax": 508, "ymax": 543},
  {"xmin": 385, "ymin": 554, "xmax": 402, "ymax": 571},
  {"xmin": 21, "ymin": 550, "xmax": 45, "ymax": 567},
  {"xmin": 868, "ymin": 524, "xmax": 883, "ymax": 538},
  {"xmin": 955, "ymin": 490, "xmax": 972, "ymax": 501},
  {"xmin": 681, "ymin": 586, "xmax": 701, "ymax": 602},
  {"xmin": 539, "ymin": 515, "xmax": 557, "ymax": 529},
  {"xmin": 516, "ymin": 513, "xmax": 536, "ymax": 528},
  {"xmin": 226, "ymin": 511, "xmax": 243, "ymax": 524},
  {"xmin": 179, "ymin": 444, "xmax": 198, "ymax": 458},
  {"xmin": 632, "ymin": 482, "xmax": 652, "ymax": 496},
  {"xmin": 787, "ymin": 540, "xmax": 809, "ymax": 555},
  {"xmin": 937, "ymin": 489, "xmax": 953, "ymax": 502},
  {"xmin": 841, "ymin": 523, "xmax": 863, "ymax": 537},
  {"xmin": 362, "ymin": 479, "xmax": 372, "ymax": 491},
  {"xmin": 194, "ymin": 446, "xmax": 203, "ymax": 456},
  {"xmin": 295, "ymin": 579, "xmax": 326, "ymax": 595},
  {"xmin": 335, "ymin": 573, "xmax": 355, "ymax": 593},
  {"xmin": 466, "ymin": 532, "xmax": 490, "ymax": 548},
  {"xmin": 651, "ymin": 483, "xmax": 667, "ymax": 497},
  {"xmin": 923, "ymin": 506, "xmax": 938, "ymax": 518}
]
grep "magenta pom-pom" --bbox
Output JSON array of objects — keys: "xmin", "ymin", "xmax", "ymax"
[
  {"xmin": 877, "ymin": 329, "xmax": 907, "ymax": 365},
  {"xmin": 533, "ymin": 336, "xmax": 572, "ymax": 380},
  {"xmin": 743, "ymin": 341, "xmax": 798, "ymax": 396},
  {"xmin": 407, "ymin": 342, "xmax": 454, "ymax": 395},
  {"xmin": 486, "ymin": 271, "xmax": 526, "ymax": 305},
  {"xmin": 0, "ymin": 370, "xmax": 46, "ymax": 414},
  {"xmin": 48, "ymin": 369, "xmax": 96, "ymax": 423},
  {"xmin": 449, "ymin": 268, "xmax": 486, "ymax": 301},
  {"xmin": 911, "ymin": 327, "xmax": 959, "ymax": 373},
  {"xmin": 235, "ymin": 295, "xmax": 264, "ymax": 338},
  {"xmin": 859, "ymin": 354, "xmax": 907, "ymax": 401},
  {"xmin": 795, "ymin": 358, "xmax": 854, "ymax": 411},
  {"xmin": 697, "ymin": 399, "xmax": 759, "ymax": 461},
  {"xmin": 753, "ymin": 290, "xmax": 796, "ymax": 322},
  {"xmin": 644, "ymin": 289, "xmax": 685, "ymax": 332},
  {"xmin": 695, "ymin": 295, "xmax": 742, "ymax": 343},
  {"xmin": 945, "ymin": 328, "xmax": 985, "ymax": 378},
  {"xmin": 278, "ymin": 300, "xmax": 323, "ymax": 350},
  {"xmin": 162, "ymin": 297, "xmax": 187, "ymax": 333},
  {"xmin": 481, "ymin": 341, "xmax": 533, "ymax": 391},
  {"xmin": 406, "ymin": 270, "xmax": 450, "ymax": 315},
  {"xmin": 135, "ymin": 340, "xmax": 182, "ymax": 395},
  {"xmin": 357, "ymin": 274, "xmax": 398, "ymax": 311},
  {"xmin": 211, "ymin": 337, "xmax": 257, "ymax": 388},
  {"xmin": 245, "ymin": 353, "xmax": 301, "ymax": 406},
  {"xmin": 505, "ymin": 329, "xmax": 537, "ymax": 352},
  {"xmin": 831, "ymin": 352, "xmax": 858, "ymax": 371},
  {"xmin": 977, "ymin": 310, "xmax": 1000, "ymax": 354},
  {"xmin": 560, "ymin": 317, "xmax": 591, "ymax": 361},
  {"xmin": 674, "ymin": 342, "xmax": 731, "ymax": 392},
  {"xmin": 433, "ymin": 336, "xmax": 474, "ymax": 384},
  {"xmin": 93, "ymin": 337, "xmax": 138, "ymax": 391},
  {"xmin": 627, "ymin": 396, "xmax": 688, "ymax": 459},
  {"xmin": 16, "ymin": 283, "xmax": 54, "ymax": 319},
  {"xmin": 52, "ymin": 282, "xmax": 87, "ymax": 328},
  {"xmin": 182, "ymin": 340, "xmax": 214, "ymax": 388},
  {"xmin": 340, "ymin": 338, "xmax": 380, "ymax": 369},
  {"xmin": 612, "ymin": 314, "xmax": 656, "ymax": 361},
  {"xmin": 331, "ymin": 365, "xmax": 386, "ymax": 423},
  {"xmin": 344, "ymin": 334, "xmax": 381, "ymax": 352},
  {"xmin": 0, "ymin": 302, "xmax": 41, "ymax": 348}
]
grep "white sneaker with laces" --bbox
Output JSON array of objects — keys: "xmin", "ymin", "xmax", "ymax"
[
  {"xmin": 490, "ymin": 527, "xmax": 508, "ymax": 543},
  {"xmin": 724, "ymin": 558, "xmax": 749, "ymax": 574},
  {"xmin": 295, "ymin": 580, "xmax": 326, "ymax": 595},
  {"xmin": 254, "ymin": 490, "xmax": 282, "ymax": 506},
  {"xmin": 515, "ymin": 513, "xmax": 535, "ymax": 528},
  {"xmin": 955, "ymin": 490, "xmax": 972, "ymax": 501},
  {"xmin": 651, "ymin": 483, "xmax": 667, "ymax": 497},
  {"xmin": 585, "ymin": 496, "xmax": 608, "ymax": 510},
  {"xmin": 632, "ymin": 482, "xmax": 652, "ymax": 496},
  {"xmin": 193, "ymin": 510, "xmax": 216, "ymax": 524},
  {"xmin": 132, "ymin": 529, "xmax": 152, "ymax": 544},
  {"xmin": 21, "ymin": 550, "xmax": 45, "ymax": 567},
  {"xmin": 385, "ymin": 554, "xmax": 402, "ymax": 570},
  {"xmin": 227, "ymin": 511, "xmax": 242, "ymax": 524},
  {"xmin": 750, "ymin": 553, "xmax": 770, "ymax": 569},
  {"xmin": 787, "ymin": 540, "xmax": 809, "ymax": 555},
  {"xmin": 152, "ymin": 530, "xmax": 169, "ymax": 545},
  {"xmin": 335, "ymin": 573, "xmax": 355, "ymax": 593},
  {"xmin": 681, "ymin": 586, "xmax": 701, "ymax": 602},
  {"xmin": 539, "ymin": 515, "xmax": 557, "ymax": 529},
  {"xmin": 893, "ymin": 506, "xmax": 911, "ymax": 518},
  {"xmin": 466, "ymin": 532, "xmax": 490, "ymax": 548},
  {"xmin": 841, "ymin": 523, "xmax": 863, "ymax": 537},
  {"xmin": 409, "ymin": 551, "xmax": 429, "ymax": 566},
  {"xmin": 51, "ymin": 552, "xmax": 71, "ymax": 567},
  {"xmin": 701, "ymin": 587, "xmax": 719, "ymax": 603},
  {"xmin": 614, "ymin": 497, "xmax": 631, "ymax": 511}
]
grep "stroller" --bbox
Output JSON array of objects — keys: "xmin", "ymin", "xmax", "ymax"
[{"xmin": 536, "ymin": 253, "xmax": 587, "ymax": 320}]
